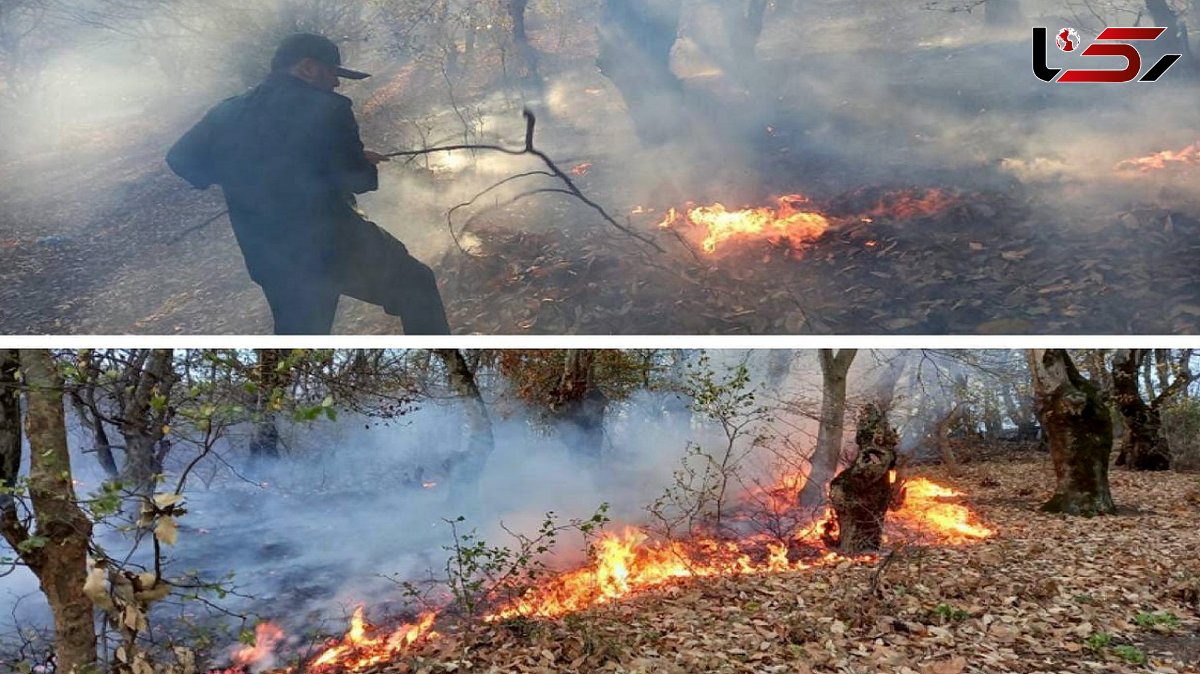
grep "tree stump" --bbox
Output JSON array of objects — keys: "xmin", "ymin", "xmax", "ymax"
[{"xmin": 822, "ymin": 403, "xmax": 899, "ymax": 554}]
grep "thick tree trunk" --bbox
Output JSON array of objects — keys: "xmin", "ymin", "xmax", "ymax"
[
  {"xmin": 434, "ymin": 350, "xmax": 494, "ymax": 503},
  {"xmin": 798, "ymin": 349, "xmax": 856, "ymax": 508},
  {"xmin": 822, "ymin": 403, "xmax": 899, "ymax": 554},
  {"xmin": 1028, "ymin": 350, "xmax": 1116, "ymax": 516},
  {"xmin": 0, "ymin": 350, "xmax": 19, "ymax": 521},
  {"xmin": 249, "ymin": 349, "xmax": 284, "ymax": 462},
  {"xmin": 597, "ymin": 0, "xmax": 684, "ymax": 146},
  {"xmin": 553, "ymin": 350, "xmax": 608, "ymax": 458},
  {"xmin": 15, "ymin": 350, "xmax": 98, "ymax": 674},
  {"xmin": 1112, "ymin": 349, "xmax": 1171, "ymax": 471}
]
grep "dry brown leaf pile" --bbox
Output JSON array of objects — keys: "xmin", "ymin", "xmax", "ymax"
[{"xmin": 324, "ymin": 460, "xmax": 1200, "ymax": 674}]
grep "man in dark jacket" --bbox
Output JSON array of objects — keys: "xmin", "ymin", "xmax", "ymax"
[{"xmin": 167, "ymin": 33, "xmax": 451, "ymax": 334}]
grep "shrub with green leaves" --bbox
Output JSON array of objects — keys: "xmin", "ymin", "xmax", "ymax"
[{"xmin": 1112, "ymin": 644, "xmax": 1147, "ymax": 665}]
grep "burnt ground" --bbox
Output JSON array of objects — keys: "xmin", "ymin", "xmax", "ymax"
[
  {"xmin": 3, "ymin": 20, "xmax": 1200, "ymax": 334},
  {"xmin": 304, "ymin": 461, "xmax": 1200, "ymax": 674}
]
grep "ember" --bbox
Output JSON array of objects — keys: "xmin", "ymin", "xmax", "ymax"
[
  {"xmin": 859, "ymin": 188, "xmax": 959, "ymax": 221},
  {"xmin": 656, "ymin": 194, "xmax": 831, "ymax": 254},
  {"xmin": 1115, "ymin": 141, "xmax": 1200, "ymax": 172}
]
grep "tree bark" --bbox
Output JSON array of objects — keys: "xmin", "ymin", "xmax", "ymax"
[
  {"xmin": 1028, "ymin": 349, "xmax": 1116, "ymax": 516},
  {"xmin": 68, "ymin": 350, "xmax": 119, "ymax": 479},
  {"xmin": 1112, "ymin": 350, "xmax": 1171, "ymax": 471},
  {"xmin": 434, "ymin": 350, "xmax": 494, "ymax": 503},
  {"xmin": 798, "ymin": 349, "xmax": 856, "ymax": 508},
  {"xmin": 118, "ymin": 349, "xmax": 175, "ymax": 493},
  {"xmin": 0, "ymin": 350, "xmax": 20, "ymax": 524},
  {"xmin": 507, "ymin": 0, "xmax": 540, "ymax": 85},
  {"xmin": 249, "ymin": 349, "xmax": 285, "ymax": 462},
  {"xmin": 597, "ymin": 0, "xmax": 684, "ymax": 146},
  {"xmin": 822, "ymin": 403, "xmax": 899, "ymax": 554},
  {"xmin": 553, "ymin": 350, "xmax": 608, "ymax": 458},
  {"xmin": 936, "ymin": 402, "xmax": 967, "ymax": 470},
  {"xmin": 12, "ymin": 350, "xmax": 98, "ymax": 673}
]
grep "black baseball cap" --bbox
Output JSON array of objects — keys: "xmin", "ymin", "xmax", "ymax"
[{"xmin": 271, "ymin": 33, "xmax": 370, "ymax": 80}]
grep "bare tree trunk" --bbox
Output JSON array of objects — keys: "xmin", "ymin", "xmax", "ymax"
[
  {"xmin": 507, "ymin": 0, "xmax": 540, "ymax": 85},
  {"xmin": 553, "ymin": 350, "xmax": 608, "ymax": 458},
  {"xmin": 764, "ymin": 350, "xmax": 792, "ymax": 393},
  {"xmin": 68, "ymin": 350, "xmax": 119, "ymax": 479},
  {"xmin": 1145, "ymin": 0, "xmax": 1194, "ymax": 71},
  {"xmin": 434, "ymin": 350, "xmax": 494, "ymax": 503},
  {"xmin": 597, "ymin": 0, "xmax": 684, "ymax": 146},
  {"xmin": 822, "ymin": 403, "xmax": 899, "ymax": 554},
  {"xmin": 715, "ymin": 0, "xmax": 769, "ymax": 85},
  {"xmin": 119, "ymin": 349, "xmax": 176, "ymax": 493},
  {"xmin": 4, "ymin": 350, "xmax": 97, "ymax": 674},
  {"xmin": 798, "ymin": 349, "xmax": 857, "ymax": 508},
  {"xmin": 1028, "ymin": 349, "xmax": 1116, "ymax": 516},
  {"xmin": 1112, "ymin": 350, "xmax": 1171, "ymax": 471},
  {"xmin": 936, "ymin": 402, "xmax": 967, "ymax": 471},
  {"xmin": 0, "ymin": 350, "xmax": 20, "ymax": 522},
  {"xmin": 249, "ymin": 349, "xmax": 285, "ymax": 462}
]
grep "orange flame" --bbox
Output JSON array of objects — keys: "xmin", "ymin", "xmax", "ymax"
[
  {"xmin": 1115, "ymin": 142, "xmax": 1200, "ymax": 173},
  {"xmin": 309, "ymin": 607, "xmax": 437, "ymax": 672},
  {"xmin": 657, "ymin": 195, "xmax": 831, "ymax": 254},
  {"xmin": 243, "ymin": 474, "xmax": 991, "ymax": 671},
  {"xmin": 230, "ymin": 622, "xmax": 285, "ymax": 671},
  {"xmin": 890, "ymin": 477, "xmax": 993, "ymax": 544},
  {"xmin": 486, "ymin": 528, "xmax": 838, "ymax": 622}
]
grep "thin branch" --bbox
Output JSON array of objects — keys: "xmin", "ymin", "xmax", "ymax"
[{"xmin": 388, "ymin": 110, "xmax": 665, "ymax": 252}]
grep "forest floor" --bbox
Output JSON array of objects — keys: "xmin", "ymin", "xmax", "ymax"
[
  {"xmin": 347, "ymin": 460, "xmax": 1200, "ymax": 674},
  {"xmin": 3, "ymin": 8, "xmax": 1200, "ymax": 334}
]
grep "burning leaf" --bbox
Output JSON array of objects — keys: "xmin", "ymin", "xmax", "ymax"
[{"xmin": 571, "ymin": 162, "xmax": 593, "ymax": 176}]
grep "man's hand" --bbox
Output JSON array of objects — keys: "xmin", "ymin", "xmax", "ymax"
[{"xmin": 364, "ymin": 150, "xmax": 390, "ymax": 166}]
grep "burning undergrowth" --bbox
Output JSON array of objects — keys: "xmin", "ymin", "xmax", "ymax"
[
  {"xmin": 436, "ymin": 180, "xmax": 1200, "ymax": 334},
  {"xmin": 211, "ymin": 469, "xmax": 992, "ymax": 674}
]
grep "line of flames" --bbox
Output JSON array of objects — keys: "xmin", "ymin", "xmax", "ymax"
[
  {"xmin": 1115, "ymin": 141, "xmax": 1200, "ymax": 173},
  {"xmin": 227, "ymin": 475, "xmax": 991, "ymax": 673},
  {"xmin": 651, "ymin": 189, "xmax": 958, "ymax": 255}
]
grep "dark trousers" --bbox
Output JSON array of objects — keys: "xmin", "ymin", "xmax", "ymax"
[{"xmin": 255, "ymin": 219, "xmax": 450, "ymax": 335}]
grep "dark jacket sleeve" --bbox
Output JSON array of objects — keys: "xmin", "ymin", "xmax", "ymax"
[
  {"xmin": 324, "ymin": 97, "xmax": 378, "ymax": 195},
  {"xmin": 166, "ymin": 109, "xmax": 221, "ymax": 190}
]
